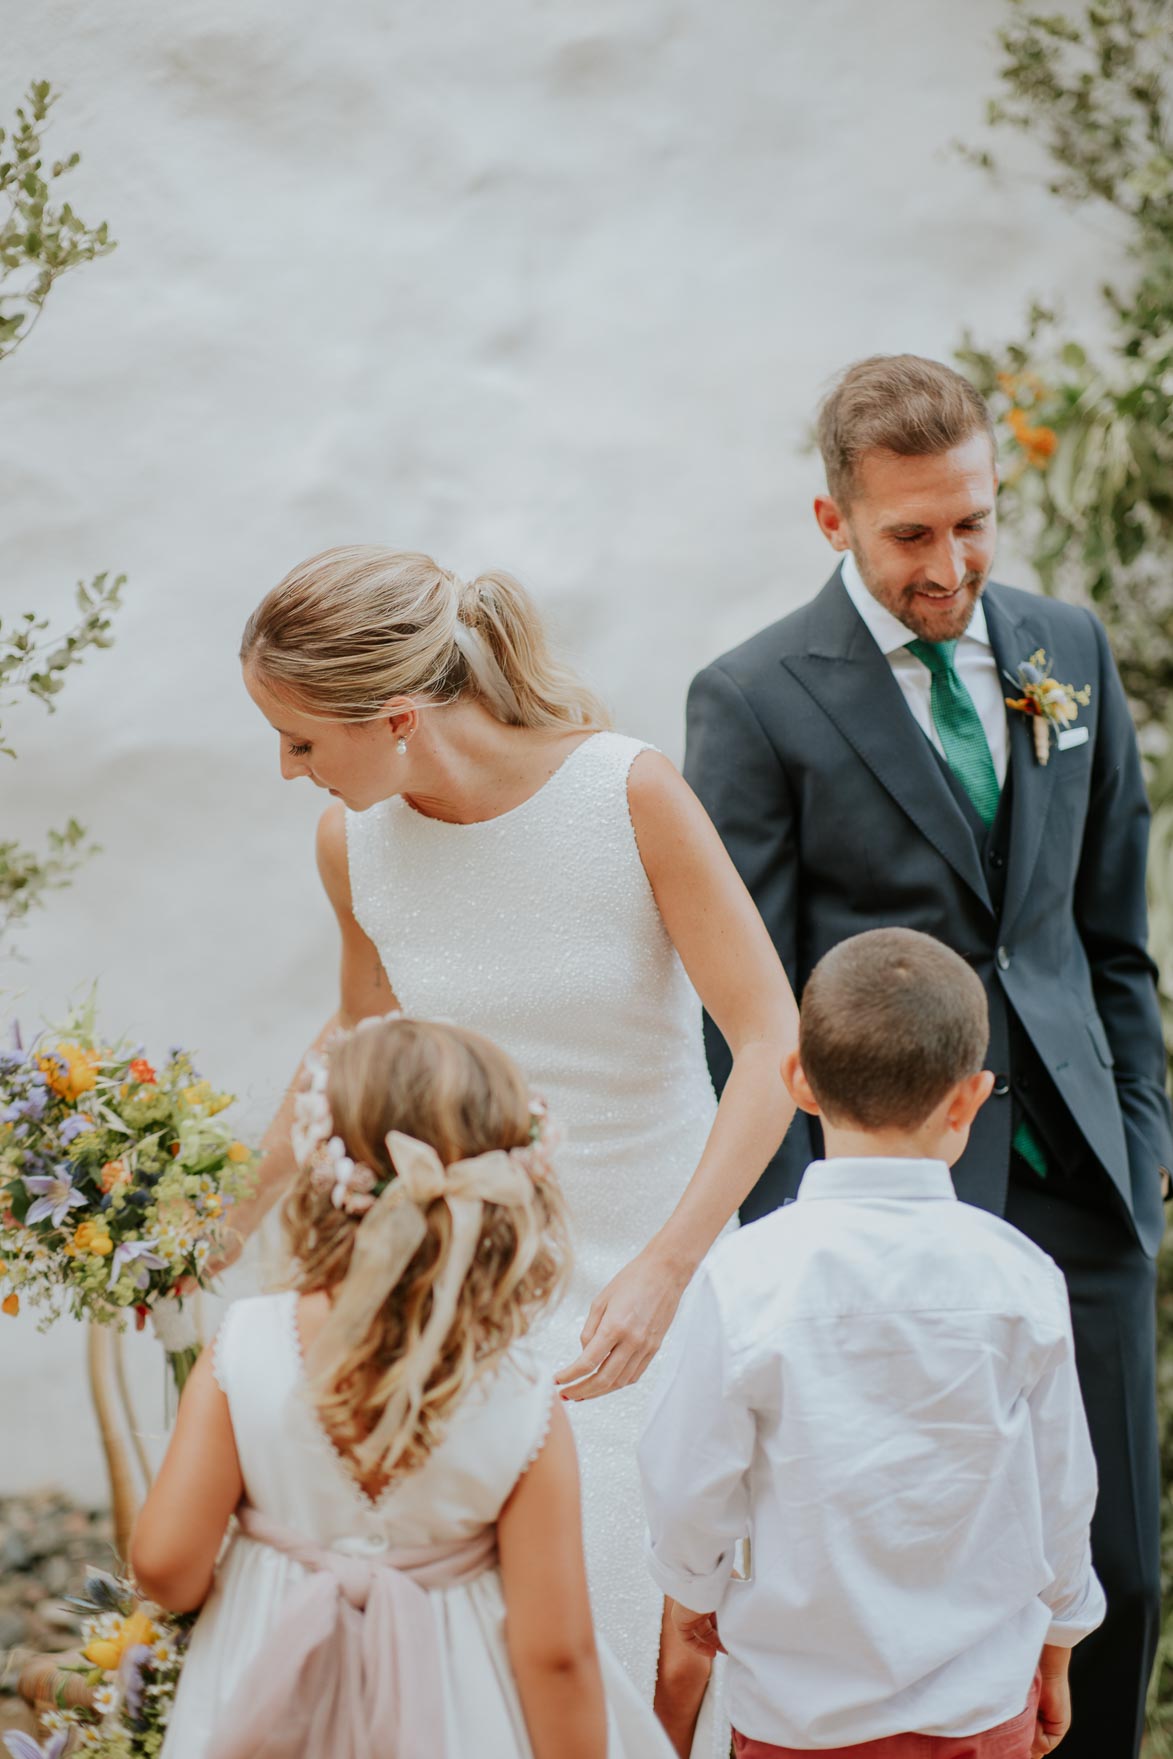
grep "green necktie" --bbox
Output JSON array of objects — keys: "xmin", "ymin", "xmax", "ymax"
[
  {"xmin": 906, "ymin": 638, "xmax": 1047, "ymax": 1178},
  {"xmin": 905, "ymin": 638, "xmax": 1000, "ymax": 826}
]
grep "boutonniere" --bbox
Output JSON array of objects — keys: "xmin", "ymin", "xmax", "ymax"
[{"xmin": 1004, "ymin": 649, "xmax": 1091, "ymax": 766}]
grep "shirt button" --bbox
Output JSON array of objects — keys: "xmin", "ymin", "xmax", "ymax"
[
  {"xmin": 993, "ymin": 1076, "xmax": 1010, "ymax": 1096},
  {"xmin": 997, "ymin": 946, "xmax": 1012, "ymax": 971},
  {"xmin": 988, "ymin": 849, "xmax": 1006, "ymax": 869}
]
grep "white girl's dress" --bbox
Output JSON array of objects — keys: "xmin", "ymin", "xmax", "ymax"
[
  {"xmin": 160, "ymin": 1291, "xmax": 675, "ymax": 1758},
  {"xmin": 344, "ymin": 732, "xmax": 727, "ymax": 1754}
]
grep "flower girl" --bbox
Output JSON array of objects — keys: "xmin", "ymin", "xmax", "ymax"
[{"xmin": 132, "ymin": 1015, "xmax": 674, "ymax": 1758}]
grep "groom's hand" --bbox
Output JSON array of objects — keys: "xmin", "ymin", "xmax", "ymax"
[{"xmin": 554, "ymin": 1246, "xmax": 690, "ymax": 1401}]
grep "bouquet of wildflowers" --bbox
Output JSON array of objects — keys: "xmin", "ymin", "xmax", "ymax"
[
  {"xmin": 2, "ymin": 1568, "xmax": 194, "ymax": 1758},
  {"xmin": 0, "ymin": 1001, "xmax": 256, "ymax": 1388}
]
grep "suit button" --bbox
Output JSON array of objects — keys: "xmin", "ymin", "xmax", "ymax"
[
  {"xmin": 996, "ymin": 946, "xmax": 1012, "ymax": 971},
  {"xmin": 988, "ymin": 849, "xmax": 1006, "ymax": 869},
  {"xmin": 993, "ymin": 1076, "xmax": 1010, "ymax": 1097}
]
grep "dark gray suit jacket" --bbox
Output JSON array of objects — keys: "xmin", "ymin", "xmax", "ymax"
[{"xmin": 685, "ymin": 567, "xmax": 1173, "ymax": 1255}]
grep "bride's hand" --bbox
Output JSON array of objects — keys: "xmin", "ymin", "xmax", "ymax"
[{"xmin": 554, "ymin": 1247, "xmax": 691, "ymax": 1401}]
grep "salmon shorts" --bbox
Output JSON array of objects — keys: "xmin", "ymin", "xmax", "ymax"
[{"xmin": 732, "ymin": 1673, "xmax": 1042, "ymax": 1759}]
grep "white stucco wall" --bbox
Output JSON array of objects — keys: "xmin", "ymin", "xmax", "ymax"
[{"xmin": 1, "ymin": 0, "xmax": 1120, "ymax": 1500}]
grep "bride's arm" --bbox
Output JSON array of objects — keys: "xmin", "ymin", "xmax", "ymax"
[
  {"xmin": 556, "ymin": 752, "xmax": 798, "ymax": 1400},
  {"xmin": 214, "ymin": 805, "xmax": 399, "ymax": 1262}
]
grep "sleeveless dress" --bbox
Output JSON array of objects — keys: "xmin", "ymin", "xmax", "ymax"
[
  {"xmin": 345, "ymin": 731, "xmax": 726, "ymax": 1748},
  {"xmin": 161, "ymin": 1292, "xmax": 675, "ymax": 1759}
]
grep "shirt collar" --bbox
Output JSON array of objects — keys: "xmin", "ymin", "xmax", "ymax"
[
  {"xmin": 796, "ymin": 1157, "xmax": 958, "ymax": 1203},
  {"xmin": 839, "ymin": 551, "xmax": 991, "ymax": 657}
]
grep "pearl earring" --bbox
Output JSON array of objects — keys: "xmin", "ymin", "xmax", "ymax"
[{"xmin": 396, "ymin": 736, "xmax": 408, "ymax": 756}]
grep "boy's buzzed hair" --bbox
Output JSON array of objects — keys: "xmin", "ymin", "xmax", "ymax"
[{"xmin": 800, "ymin": 928, "xmax": 989, "ymax": 1130}]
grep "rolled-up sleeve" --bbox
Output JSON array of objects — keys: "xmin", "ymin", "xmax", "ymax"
[
  {"xmin": 638, "ymin": 1270, "xmax": 755, "ymax": 1614},
  {"xmin": 1030, "ymin": 1277, "xmax": 1107, "ymax": 1645}
]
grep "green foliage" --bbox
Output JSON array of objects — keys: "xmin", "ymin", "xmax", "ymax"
[
  {"xmin": 0, "ymin": 83, "xmax": 120, "ymax": 949},
  {"xmin": 0, "ymin": 80, "xmax": 115, "ymax": 362},
  {"xmin": 958, "ymin": 4, "xmax": 1173, "ymax": 1747},
  {"xmin": 0, "ymin": 571, "xmax": 124, "ymax": 750},
  {"xmin": 956, "ymin": 0, "xmax": 1173, "ymax": 731}
]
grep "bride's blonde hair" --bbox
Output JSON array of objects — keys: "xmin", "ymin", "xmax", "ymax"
[
  {"xmin": 284, "ymin": 1017, "xmax": 570, "ymax": 1483},
  {"xmin": 241, "ymin": 546, "xmax": 611, "ymax": 729}
]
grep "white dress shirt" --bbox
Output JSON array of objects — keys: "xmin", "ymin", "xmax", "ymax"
[
  {"xmin": 841, "ymin": 552, "xmax": 1009, "ymax": 786},
  {"xmin": 640, "ymin": 1159, "xmax": 1104, "ymax": 1747}
]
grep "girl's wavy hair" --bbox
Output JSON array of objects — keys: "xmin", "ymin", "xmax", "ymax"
[
  {"xmin": 283, "ymin": 1017, "xmax": 570, "ymax": 1482},
  {"xmin": 240, "ymin": 545, "xmax": 611, "ymax": 731}
]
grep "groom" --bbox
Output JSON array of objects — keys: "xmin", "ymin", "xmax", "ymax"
[{"xmin": 685, "ymin": 354, "xmax": 1171, "ymax": 1759}]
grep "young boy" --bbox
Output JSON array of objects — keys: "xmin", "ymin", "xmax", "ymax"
[{"xmin": 640, "ymin": 927, "xmax": 1104, "ymax": 1758}]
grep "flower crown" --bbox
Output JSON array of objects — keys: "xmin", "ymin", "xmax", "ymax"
[{"xmin": 290, "ymin": 1019, "xmax": 556, "ymax": 1216}]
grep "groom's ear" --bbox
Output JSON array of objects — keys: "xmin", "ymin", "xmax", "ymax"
[
  {"xmin": 813, "ymin": 494, "xmax": 850, "ymax": 552},
  {"xmin": 783, "ymin": 1051, "xmax": 821, "ymax": 1117}
]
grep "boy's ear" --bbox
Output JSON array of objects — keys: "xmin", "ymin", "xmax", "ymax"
[
  {"xmin": 947, "ymin": 1069, "xmax": 995, "ymax": 1132},
  {"xmin": 783, "ymin": 1051, "xmax": 821, "ymax": 1117}
]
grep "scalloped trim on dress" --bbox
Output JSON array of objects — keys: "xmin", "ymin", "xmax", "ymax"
[{"xmin": 524, "ymin": 1377, "xmax": 558, "ymax": 1471}]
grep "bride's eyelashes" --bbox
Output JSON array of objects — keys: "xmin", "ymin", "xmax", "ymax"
[{"xmin": 286, "ymin": 741, "xmax": 312, "ymax": 757}]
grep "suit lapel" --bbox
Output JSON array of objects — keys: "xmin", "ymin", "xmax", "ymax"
[
  {"xmin": 983, "ymin": 587, "xmax": 1057, "ymax": 937},
  {"xmin": 782, "ymin": 574, "xmax": 994, "ymax": 914}
]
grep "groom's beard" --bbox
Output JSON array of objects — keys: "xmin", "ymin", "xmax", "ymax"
[
  {"xmin": 855, "ymin": 554, "xmax": 989, "ymax": 643},
  {"xmin": 896, "ymin": 571, "xmax": 987, "ymax": 642}
]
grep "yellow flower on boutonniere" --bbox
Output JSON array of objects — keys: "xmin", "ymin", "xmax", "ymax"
[{"xmin": 1004, "ymin": 649, "xmax": 1091, "ymax": 766}]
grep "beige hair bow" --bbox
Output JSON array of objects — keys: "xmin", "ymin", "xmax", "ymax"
[{"xmin": 306, "ymin": 1129, "xmax": 536, "ymax": 1474}]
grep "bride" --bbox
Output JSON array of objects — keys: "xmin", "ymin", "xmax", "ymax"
[{"xmin": 229, "ymin": 547, "xmax": 798, "ymax": 1757}]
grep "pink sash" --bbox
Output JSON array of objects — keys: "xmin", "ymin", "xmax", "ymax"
[{"xmin": 212, "ymin": 1505, "xmax": 498, "ymax": 1759}]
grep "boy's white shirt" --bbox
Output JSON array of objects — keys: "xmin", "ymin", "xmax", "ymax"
[{"xmin": 639, "ymin": 1157, "xmax": 1105, "ymax": 1749}]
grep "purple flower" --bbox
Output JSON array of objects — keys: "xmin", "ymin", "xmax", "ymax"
[
  {"xmin": 108, "ymin": 1239, "xmax": 168, "ymax": 1290},
  {"xmin": 23, "ymin": 1166, "xmax": 89, "ymax": 1227},
  {"xmin": 57, "ymin": 1113, "xmax": 92, "ymax": 1145},
  {"xmin": 4, "ymin": 1731, "xmax": 69, "ymax": 1759},
  {"xmin": 118, "ymin": 1642, "xmax": 152, "ymax": 1723}
]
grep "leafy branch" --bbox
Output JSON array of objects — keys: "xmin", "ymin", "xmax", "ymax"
[
  {"xmin": 0, "ymin": 82, "xmax": 121, "ymax": 949},
  {"xmin": 0, "ymin": 80, "xmax": 116, "ymax": 363}
]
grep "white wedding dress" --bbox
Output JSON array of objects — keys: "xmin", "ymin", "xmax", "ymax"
[
  {"xmin": 162, "ymin": 1292, "xmax": 674, "ymax": 1758},
  {"xmin": 346, "ymin": 731, "xmax": 726, "ymax": 1752}
]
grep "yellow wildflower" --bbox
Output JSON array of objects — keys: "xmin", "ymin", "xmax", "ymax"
[
  {"xmin": 74, "ymin": 1220, "xmax": 114, "ymax": 1258},
  {"xmin": 2, "ymin": 1293, "xmax": 18, "ymax": 1317},
  {"xmin": 182, "ymin": 1080, "xmax": 213, "ymax": 1109},
  {"xmin": 83, "ymin": 1607, "xmax": 156, "ymax": 1671},
  {"xmin": 225, "ymin": 1142, "xmax": 251, "ymax": 1163},
  {"xmin": 38, "ymin": 1042, "xmax": 100, "ymax": 1102}
]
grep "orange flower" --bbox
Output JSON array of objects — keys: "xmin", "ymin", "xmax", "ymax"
[
  {"xmin": 101, "ymin": 1159, "xmax": 130, "ymax": 1193},
  {"xmin": 2, "ymin": 1293, "xmax": 19, "ymax": 1317},
  {"xmin": 129, "ymin": 1057, "xmax": 157, "ymax": 1085},
  {"xmin": 1006, "ymin": 406, "xmax": 1058, "ymax": 467},
  {"xmin": 225, "ymin": 1141, "xmax": 251, "ymax": 1163}
]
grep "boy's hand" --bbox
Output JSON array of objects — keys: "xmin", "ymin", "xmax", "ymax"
[
  {"xmin": 1032, "ymin": 1646, "xmax": 1071, "ymax": 1756},
  {"xmin": 671, "ymin": 1603, "xmax": 725, "ymax": 1658}
]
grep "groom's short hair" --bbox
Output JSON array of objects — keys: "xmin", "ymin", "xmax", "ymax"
[
  {"xmin": 800, "ymin": 928, "xmax": 988, "ymax": 1129},
  {"xmin": 817, "ymin": 355, "xmax": 995, "ymax": 507}
]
